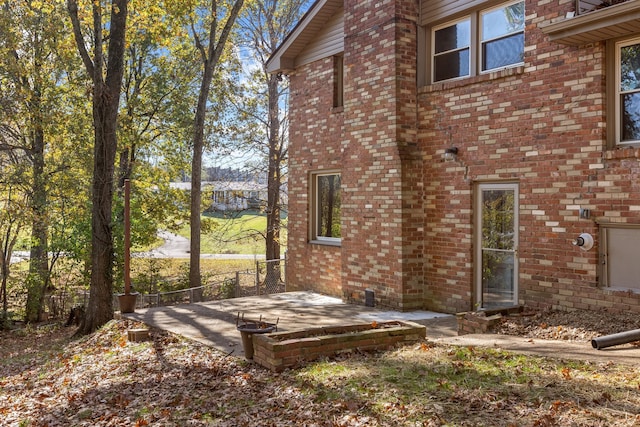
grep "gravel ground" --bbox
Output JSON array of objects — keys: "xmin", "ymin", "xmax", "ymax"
[{"xmin": 495, "ymin": 308, "xmax": 640, "ymax": 342}]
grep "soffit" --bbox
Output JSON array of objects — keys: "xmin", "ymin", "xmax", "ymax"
[
  {"xmin": 266, "ymin": 0, "xmax": 343, "ymax": 74},
  {"xmin": 540, "ymin": 1, "xmax": 640, "ymax": 46}
]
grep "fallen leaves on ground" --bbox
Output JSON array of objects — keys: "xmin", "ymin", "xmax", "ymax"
[
  {"xmin": 496, "ymin": 309, "xmax": 640, "ymax": 341},
  {"xmin": 1, "ymin": 318, "xmax": 639, "ymax": 426},
  {"xmin": 1, "ymin": 320, "xmax": 374, "ymax": 427}
]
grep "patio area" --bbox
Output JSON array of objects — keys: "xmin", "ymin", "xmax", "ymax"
[{"xmin": 121, "ymin": 291, "xmax": 456, "ymax": 357}]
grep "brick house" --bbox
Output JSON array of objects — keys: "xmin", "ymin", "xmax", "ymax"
[{"xmin": 267, "ymin": 0, "xmax": 640, "ymax": 314}]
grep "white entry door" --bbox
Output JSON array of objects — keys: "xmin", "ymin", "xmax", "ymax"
[{"xmin": 475, "ymin": 183, "xmax": 519, "ymax": 309}]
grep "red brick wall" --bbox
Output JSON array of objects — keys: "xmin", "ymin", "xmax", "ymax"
[
  {"xmin": 286, "ymin": 0, "xmax": 640, "ymax": 314},
  {"xmin": 340, "ymin": 0, "xmax": 423, "ymax": 309},
  {"xmin": 287, "ymin": 58, "xmax": 344, "ymax": 297},
  {"xmin": 420, "ymin": 0, "xmax": 640, "ymax": 314},
  {"xmin": 287, "ymin": 0, "xmax": 425, "ymax": 309}
]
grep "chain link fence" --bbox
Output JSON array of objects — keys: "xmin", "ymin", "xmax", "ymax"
[
  {"xmin": 257, "ymin": 258, "xmax": 286, "ymax": 295},
  {"xmin": 5, "ymin": 258, "xmax": 287, "ymax": 321},
  {"xmin": 123, "ymin": 258, "xmax": 286, "ymax": 310}
]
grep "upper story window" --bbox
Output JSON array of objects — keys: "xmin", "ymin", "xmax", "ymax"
[
  {"xmin": 333, "ymin": 55, "xmax": 344, "ymax": 109},
  {"xmin": 431, "ymin": 0, "xmax": 525, "ymax": 83},
  {"xmin": 433, "ymin": 18, "xmax": 471, "ymax": 82},
  {"xmin": 480, "ymin": 2, "xmax": 525, "ymax": 72},
  {"xmin": 578, "ymin": 0, "xmax": 631, "ymax": 15},
  {"xmin": 616, "ymin": 38, "xmax": 640, "ymax": 145}
]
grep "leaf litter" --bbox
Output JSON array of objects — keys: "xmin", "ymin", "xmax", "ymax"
[{"xmin": 0, "ymin": 315, "xmax": 639, "ymax": 426}]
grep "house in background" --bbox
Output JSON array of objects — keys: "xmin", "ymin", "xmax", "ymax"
[
  {"xmin": 208, "ymin": 181, "xmax": 266, "ymax": 212},
  {"xmin": 267, "ymin": 0, "xmax": 640, "ymax": 314},
  {"xmin": 170, "ymin": 181, "xmax": 269, "ymax": 212}
]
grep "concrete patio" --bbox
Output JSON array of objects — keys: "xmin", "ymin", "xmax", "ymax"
[
  {"xmin": 121, "ymin": 291, "xmax": 456, "ymax": 356},
  {"xmin": 121, "ymin": 291, "xmax": 640, "ymax": 366}
]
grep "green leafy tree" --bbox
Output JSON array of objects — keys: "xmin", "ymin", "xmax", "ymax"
[
  {"xmin": 0, "ymin": 172, "xmax": 27, "ymax": 327},
  {"xmin": 112, "ymin": 1, "xmax": 199, "ymax": 289},
  {"xmin": 0, "ymin": 0, "xmax": 73, "ymax": 322}
]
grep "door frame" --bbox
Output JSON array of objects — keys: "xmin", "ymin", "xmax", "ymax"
[{"xmin": 474, "ymin": 182, "xmax": 520, "ymax": 310}]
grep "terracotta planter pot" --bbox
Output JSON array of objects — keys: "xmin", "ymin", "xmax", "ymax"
[{"xmin": 118, "ymin": 293, "xmax": 138, "ymax": 313}]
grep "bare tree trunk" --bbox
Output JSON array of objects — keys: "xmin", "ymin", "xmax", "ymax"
[
  {"xmin": 1, "ymin": 222, "xmax": 18, "ymax": 328},
  {"xmin": 189, "ymin": 0, "xmax": 244, "ymax": 289},
  {"xmin": 239, "ymin": 0, "xmax": 306, "ymax": 286},
  {"xmin": 9, "ymin": 21, "xmax": 51, "ymax": 323},
  {"xmin": 189, "ymin": 102, "xmax": 204, "ymax": 288},
  {"xmin": 1, "ymin": 261, "xmax": 8, "ymax": 327},
  {"xmin": 82, "ymin": 82, "xmax": 120, "ymax": 333},
  {"xmin": 68, "ymin": 0, "xmax": 129, "ymax": 334},
  {"xmin": 1, "ymin": 254, "xmax": 10, "ymax": 328},
  {"xmin": 25, "ymin": 124, "xmax": 49, "ymax": 323},
  {"xmin": 265, "ymin": 73, "xmax": 283, "ymax": 284}
]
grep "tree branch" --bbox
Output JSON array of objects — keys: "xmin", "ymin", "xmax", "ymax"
[
  {"xmin": 191, "ymin": 17, "xmax": 206, "ymax": 64},
  {"xmin": 210, "ymin": 0, "xmax": 244, "ymax": 66},
  {"xmin": 66, "ymin": 0, "xmax": 95, "ymax": 77}
]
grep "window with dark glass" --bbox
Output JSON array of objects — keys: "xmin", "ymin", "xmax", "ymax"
[
  {"xmin": 333, "ymin": 55, "xmax": 344, "ymax": 108},
  {"xmin": 433, "ymin": 19, "xmax": 470, "ymax": 82},
  {"xmin": 618, "ymin": 38, "xmax": 640, "ymax": 144},
  {"xmin": 313, "ymin": 172, "xmax": 341, "ymax": 242}
]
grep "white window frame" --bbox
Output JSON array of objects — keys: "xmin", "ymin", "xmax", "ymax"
[
  {"xmin": 614, "ymin": 36, "xmax": 640, "ymax": 146},
  {"xmin": 310, "ymin": 171, "xmax": 341, "ymax": 245},
  {"xmin": 430, "ymin": 0, "xmax": 525, "ymax": 84}
]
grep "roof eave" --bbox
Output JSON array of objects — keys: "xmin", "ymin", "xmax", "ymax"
[
  {"xmin": 540, "ymin": 1, "xmax": 640, "ymax": 46},
  {"xmin": 266, "ymin": 0, "xmax": 342, "ymax": 74}
]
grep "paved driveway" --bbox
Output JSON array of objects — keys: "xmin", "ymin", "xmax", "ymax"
[{"xmin": 133, "ymin": 231, "xmax": 265, "ymax": 260}]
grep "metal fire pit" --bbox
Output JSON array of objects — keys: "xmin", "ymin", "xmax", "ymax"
[{"xmin": 236, "ymin": 313, "xmax": 278, "ymax": 359}]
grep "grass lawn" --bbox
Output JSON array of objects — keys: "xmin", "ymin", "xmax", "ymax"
[
  {"xmin": 176, "ymin": 210, "xmax": 287, "ymax": 255},
  {"xmin": 126, "ymin": 257, "xmax": 259, "ymax": 297},
  {"xmin": 11, "ymin": 211, "xmax": 286, "ymax": 255}
]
